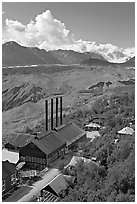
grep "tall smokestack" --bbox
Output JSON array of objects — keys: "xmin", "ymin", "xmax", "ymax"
[
  {"xmin": 56, "ymin": 97, "xmax": 58, "ymax": 127},
  {"xmin": 51, "ymin": 98, "xmax": 54, "ymax": 130},
  {"xmin": 45, "ymin": 100, "xmax": 48, "ymax": 131},
  {"xmin": 60, "ymin": 97, "xmax": 62, "ymax": 125}
]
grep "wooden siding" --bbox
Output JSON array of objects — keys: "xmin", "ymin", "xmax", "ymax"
[
  {"xmin": 19, "ymin": 143, "xmax": 47, "ymax": 165},
  {"xmin": 67, "ymin": 133, "xmax": 86, "ymax": 150},
  {"xmin": 47, "ymin": 147, "xmax": 65, "ymax": 165},
  {"xmin": 2, "ymin": 173, "xmax": 17, "ymax": 196},
  {"xmin": 19, "ymin": 142, "xmax": 66, "ymax": 166},
  {"xmin": 19, "ymin": 143, "xmax": 46, "ymax": 158}
]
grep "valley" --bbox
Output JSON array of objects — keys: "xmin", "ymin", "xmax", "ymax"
[{"xmin": 2, "ymin": 64, "xmax": 135, "ymax": 144}]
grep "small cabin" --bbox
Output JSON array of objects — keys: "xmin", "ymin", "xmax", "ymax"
[
  {"xmin": 117, "ymin": 127, "xmax": 134, "ymax": 136},
  {"xmin": 2, "ymin": 161, "xmax": 17, "ymax": 196},
  {"xmin": 84, "ymin": 122, "xmax": 100, "ymax": 131}
]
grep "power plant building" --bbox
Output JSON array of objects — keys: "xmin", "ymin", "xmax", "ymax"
[{"xmin": 18, "ymin": 96, "xmax": 86, "ymax": 168}]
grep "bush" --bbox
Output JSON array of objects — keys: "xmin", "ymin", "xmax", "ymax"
[
  {"xmin": 59, "ymin": 163, "xmax": 65, "ymax": 172},
  {"xmin": 25, "ymin": 126, "xmax": 33, "ymax": 134}
]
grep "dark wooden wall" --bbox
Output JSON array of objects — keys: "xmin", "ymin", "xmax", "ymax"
[{"xmin": 2, "ymin": 174, "xmax": 16, "ymax": 196}]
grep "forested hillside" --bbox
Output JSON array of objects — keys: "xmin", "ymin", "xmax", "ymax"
[{"xmin": 60, "ymin": 89, "xmax": 135, "ymax": 202}]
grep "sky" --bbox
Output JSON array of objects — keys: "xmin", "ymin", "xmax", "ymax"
[{"xmin": 2, "ymin": 2, "xmax": 135, "ymax": 51}]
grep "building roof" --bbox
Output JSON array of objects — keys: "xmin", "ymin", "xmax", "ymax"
[
  {"xmin": 66, "ymin": 156, "xmax": 94, "ymax": 167},
  {"xmin": 2, "ymin": 160, "xmax": 16, "ymax": 179},
  {"xmin": 86, "ymin": 131, "xmax": 100, "ymax": 139},
  {"xmin": 48, "ymin": 173, "xmax": 68, "ymax": 195},
  {"xmin": 55, "ymin": 122, "xmax": 86, "ymax": 145},
  {"xmin": 4, "ymin": 169, "xmax": 59, "ymax": 202},
  {"xmin": 32, "ymin": 131, "xmax": 66, "ymax": 155},
  {"xmin": 5, "ymin": 133, "xmax": 33, "ymax": 148},
  {"xmin": 85, "ymin": 122, "xmax": 100, "ymax": 128},
  {"xmin": 117, "ymin": 127, "xmax": 134, "ymax": 135},
  {"xmin": 2, "ymin": 149, "xmax": 19, "ymax": 164}
]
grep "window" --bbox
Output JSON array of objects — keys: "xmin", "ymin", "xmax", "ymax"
[
  {"xmin": 43, "ymin": 159, "xmax": 46, "ymax": 164},
  {"xmin": 28, "ymin": 157, "xmax": 32, "ymax": 162},
  {"xmin": 47, "ymin": 157, "xmax": 51, "ymax": 164},
  {"xmin": 55, "ymin": 152, "xmax": 58, "ymax": 159},
  {"xmin": 20, "ymin": 156, "xmax": 25, "ymax": 161},
  {"xmin": 11, "ymin": 174, "xmax": 16, "ymax": 185},
  {"xmin": 32, "ymin": 157, "xmax": 34, "ymax": 162},
  {"xmin": 37, "ymin": 158, "xmax": 40, "ymax": 163},
  {"xmin": 2, "ymin": 180, "xmax": 6, "ymax": 192},
  {"xmin": 59, "ymin": 150, "xmax": 61, "ymax": 156},
  {"xmin": 60, "ymin": 149, "xmax": 64, "ymax": 156},
  {"xmin": 40, "ymin": 158, "xmax": 43, "ymax": 164}
]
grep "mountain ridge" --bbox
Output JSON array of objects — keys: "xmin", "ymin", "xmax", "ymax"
[
  {"xmin": 2, "ymin": 41, "xmax": 62, "ymax": 66},
  {"xmin": 81, "ymin": 56, "xmax": 135, "ymax": 67},
  {"xmin": 2, "ymin": 41, "xmax": 135, "ymax": 67}
]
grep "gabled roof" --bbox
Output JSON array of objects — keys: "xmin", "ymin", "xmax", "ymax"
[
  {"xmin": 5, "ymin": 133, "xmax": 33, "ymax": 148},
  {"xmin": 55, "ymin": 122, "xmax": 86, "ymax": 144},
  {"xmin": 66, "ymin": 156, "xmax": 95, "ymax": 167},
  {"xmin": 117, "ymin": 127, "xmax": 134, "ymax": 135},
  {"xmin": 32, "ymin": 131, "xmax": 66, "ymax": 155},
  {"xmin": 48, "ymin": 173, "xmax": 68, "ymax": 195},
  {"xmin": 85, "ymin": 122, "xmax": 100, "ymax": 128},
  {"xmin": 2, "ymin": 160, "xmax": 16, "ymax": 179}
]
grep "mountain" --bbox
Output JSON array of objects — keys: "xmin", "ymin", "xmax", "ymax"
[
  {"xmin": 49, "ymin": 49, "xmax": 106, "ymax": 65},
  {"xmin": 2, "ymin": 41, "xmax": 107, "ymax": 67},
  {"xmin": 81, "ymin": 56, "xmax": 135, "ymax": 68},
  {"xmin": 120, "ymin": 56, "xmax": 135, "ymax": 67},
  {"xmin": 80, "ymin": 58, "xmax": 112, "ymax": 66},
  {"xmin": 2, "ymin": 41, "xmax": 135, "ymax": 67},
  {"xmin": 55, "ymin": 41, "xmax": 135, "ymax": 63},
  {"xmin": 2, "ymin": 41, "xmax": 61, "ymax": 66}
]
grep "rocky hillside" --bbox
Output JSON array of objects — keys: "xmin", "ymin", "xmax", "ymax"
[{"xmin": 2, "ymin": 64, "xmax": 135, "ymax": 139}]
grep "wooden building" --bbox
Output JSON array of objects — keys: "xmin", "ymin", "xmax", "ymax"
[
  {"xmin": 2, "ymin": 160, "xmax": 17, "ymax": 196},
  {"xmin": 4, "ymin": 133, "xmax": 33, "ymax": 151},
  {"xmin": 55, "ymin": 122, "xmax": 86, "ymax": 150},
  {"xmin": 84, "ymin": 122, "xmax": 100, "ymax": 131},
  {"xmin": 117, "ymin": 127, "xmax": 134, "ymax": 136},
  {"xmin": 19, "ymin": 131, "xmax": 66, "ymax": 169}
]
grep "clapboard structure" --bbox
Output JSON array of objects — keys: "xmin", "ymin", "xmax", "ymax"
[
  {"xmin": 19, "ymin": 131, "xmax": 66, "ymax": 169},
  {"xmin": 54, "ymin": 122, "xmax": 86, "ymax": 150},
  {"xmin": 2, "ymin": 161, "xmax": 17, "ymax": 196}
]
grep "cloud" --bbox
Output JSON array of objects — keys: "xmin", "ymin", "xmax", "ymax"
[
  {"xmin": 3, "ymin": 10, "xmax": 74, "ymax": 49},
  {"xmin": 6, "ymin": 19, "xmax": 26, "ymax": 32},
  {"xmin": 2, "ymin": 9, "xmax": 135, "ymax": 61}
]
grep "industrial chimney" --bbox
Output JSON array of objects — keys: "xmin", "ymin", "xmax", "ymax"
[
  {"xmin": 45, "ymin": 96, "xmax": 63, "ymax": 131},
  {"xmin": 60, "ymin": 96, "xmax": 63, "ymax": 125},
  {"xmin": 56, "ymin": 97, "xmax": 58, "ymax": 127},
  {"xmin": 51, "ymin": 98, "xmax": 54, "ymax": 130},
  {"xmin": 45, "ymin": 100, "xmax": 48, "ymax": 131}
]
